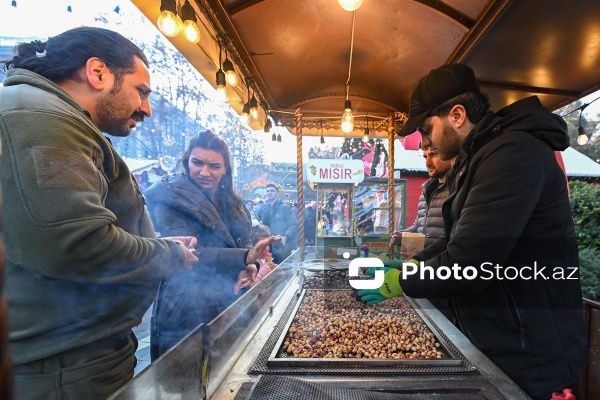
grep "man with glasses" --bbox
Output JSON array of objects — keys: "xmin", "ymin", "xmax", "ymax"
[{"xmin": 257, "ymin": 184, "xmax": 298, "ymax": 263}]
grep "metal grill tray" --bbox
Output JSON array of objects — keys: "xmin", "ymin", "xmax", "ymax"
[
  {"xmin": 268, "ymin": 290, "xmax": 460, "ymax": 368},
  {"xmin": 249, "ymin": 290, "xmax": 477, "ymax": 375},
  {"xmin": 243, "ymin": 376, "xmax": 490, "ymax": 400}
]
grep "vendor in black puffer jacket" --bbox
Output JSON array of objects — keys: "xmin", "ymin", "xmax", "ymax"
[
  {"xmin": 361, "ymin": 65, "xmax": 586, "ymax": 400},
  {"xmin": 402, "ymin": 146, "xmax": 452, "ymax": 251},
  {"xmin": 144, "ymin": 131, "xmax": 277, "ymax": 359}
]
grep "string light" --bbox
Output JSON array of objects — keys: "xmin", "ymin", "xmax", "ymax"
[
  {"xmin": 181, "ymin": 0, "xmax": 201, "ymax": 43},
  {"xmin": 157, "ymin": 0, "xmax": 182, "ymax": 37},
  {"xmin": 222, "ymin": 55, "xmax": 238, "ymax": 86},
  {"xmin": 565, "ymin": 95, "xmax": 599, "ymax": 146},
  {"xmin": 341, "ymin": 10, "xmax": 356, "ymax": 133},
  {"xmin": 338, "ymin": 0, "xmax": 363, "ymax": 12},
  {"xmin": 215, "ymin": 46, "xmax": 228, "ymax": 102}
]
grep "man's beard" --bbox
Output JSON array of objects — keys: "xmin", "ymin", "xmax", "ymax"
[
  {"xmin": 95, "ymin": 81, "xmax": 142, "ymax": 137},
  {"xmin": 436, "ymin": 118, "xmax": 462, "ymax": 161}
]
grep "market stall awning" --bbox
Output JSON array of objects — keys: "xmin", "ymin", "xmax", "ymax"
[{"xmin": 130, "ymin": 0, "xmax": 600, "ymax": 138}]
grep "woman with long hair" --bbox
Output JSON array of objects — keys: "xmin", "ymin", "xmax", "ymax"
[{"xmin": 145, "ymin": 130, "xmax": 277, "ymax": 359}]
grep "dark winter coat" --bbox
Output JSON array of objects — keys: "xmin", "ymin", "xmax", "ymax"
[
  {"xmin": 144, "ymin": 174, "xmax": 252, "ymax": 357},
  {"xmin": 404, "ymin": 178, "xmax": 448, "ymax": 248},
  {"xmin": 257, "ymin": 198, "xmax": 298, "ymax": 262},
  {"xmin": 406, "ymin": 96, "xmax": 587, "ymax": 399}
]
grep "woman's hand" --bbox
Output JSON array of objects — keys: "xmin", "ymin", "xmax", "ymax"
[
  {"xmin": 245, "ymin": 235, "xmax": 279, "ymax": 264},
  {"xmin": 234, "ymin": 264, "xmax": 258, "ymax": 294}
]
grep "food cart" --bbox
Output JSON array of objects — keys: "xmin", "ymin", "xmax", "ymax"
[
  {"xmin": 123, "ymin": 1, "xmax": 600, "ymax": 398},
  {"xmin": 110, "ymin": 251, "xmax": 530, "ymax": 400}
]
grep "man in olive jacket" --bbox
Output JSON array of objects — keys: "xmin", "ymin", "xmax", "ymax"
[
  {"xmin": 359, "ymin": 64, "xmax": 586, "ymax": 400},
  {"xmin": 0, "ymin": 28, "xmax": 198, "ymax": 399}
]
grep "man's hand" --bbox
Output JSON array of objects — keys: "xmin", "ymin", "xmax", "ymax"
[
  {"xmin": 234, "ymin": 264, "xmax": 258, "ymax": 294},
  {"xmin": 164, "ymin": 236, "xmax": 197, "ymax": 249},
  {"xmin": 164, "ymin": 236, "xmax": 198, "ymax": 269},
  {"xmin": 389, "ymin": 231, "xmax": 402, "ymax": 247},
  {"xmin": 358, "ymin": 267, "xmax": 403, "ymax": 305},
  {"xmin": 246, "ymin": 235, "xmax": 279, "ymax": 264},
  {"xmin": 280, "ymin": 235, "xmax": 288, "ymax": 246}
]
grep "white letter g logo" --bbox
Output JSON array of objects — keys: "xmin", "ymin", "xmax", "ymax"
[{"xmin": 349, "ymin": 257, "xmax": 384, "ymax": 290}]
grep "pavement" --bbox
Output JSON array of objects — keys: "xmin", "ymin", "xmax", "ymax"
[{"xmin": 132, "ymin": 305, "xmax": 153, "ymax": 376}]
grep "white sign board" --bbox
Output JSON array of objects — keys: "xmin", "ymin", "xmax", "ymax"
[{"xmin": 307, "ymin": 159, "xmax": 364, "ymax": 183}]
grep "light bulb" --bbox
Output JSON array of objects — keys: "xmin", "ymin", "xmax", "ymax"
[
  {"xmin": 241, "ymin": 104, "xmax": 250, "ymax": 124},
  {"xmin": 216, "ymin": 86, "xmax": 229, "ymax": 102},
  {"xmin": 362, "ymin": 133, "xmax": 369, "ymax": 143},
  {"xmin": 338, "ymin": 0, "xmax": 363, "ymax": 12},
  {"xmin": 249, "ymin": 97, "xmax": 259, "ymax": 120},
  {"xmin": 577, "ymin": 127, "xmax": 589, "ymax": 145},
  {"xmin": 225, "ymin": 70, "xmax": 238, "ymax": 86},
  {"xmin": 157, "ymin": 10, "xmax": 182, "ymax": 37},
  {"xmin": 215, "ymin": 70, "xmax": 228, "ymax": 102},
  {"xmin": 223, "ymin": 58, "xmax": 238, "ymax": 85},
  {"xmin": 182, "ymin": 21, "xmax": 201, "ymax": 43},
  {"xmin": 341, "ymin": 112, "xmax": 354, "ymax": 133}
]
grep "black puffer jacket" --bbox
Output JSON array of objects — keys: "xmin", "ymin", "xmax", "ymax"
[
  {"xmin": 405, "ymin": 97, "xmax": 587, "ymax": 399},
  {"xmin": 144, "ymin": 174, "xmax": 252, "ymax": 358},
  {"xmin": 404, "ymin": 178, "xmax": 448, "ymax": 248}
]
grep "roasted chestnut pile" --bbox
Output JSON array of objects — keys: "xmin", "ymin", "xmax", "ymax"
[
  {"xmin": 303, "ymin": 270, "xmax": 370, "ymax": 289},
  {"xmin": 282, "ymin": 290, "xmax": 443, "ymax": 359}
]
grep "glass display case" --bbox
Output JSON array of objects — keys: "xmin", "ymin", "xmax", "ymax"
[
  {"xmin": 312, "ymin": 178, "xmax": 405, "ymax": 258},
  {"xmin": 353, "ymin": 177, "xmax": 406, "ymax": 258}
]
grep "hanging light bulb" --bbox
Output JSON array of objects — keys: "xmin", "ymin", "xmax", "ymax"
[
  {"xmin": 338, "ymin": 0, "xmax": 363, "ymax": 12},
  {"xmin": 215, "ymin": 70, "xmax": 228, "ymax": 102},
  {"xmin": 362, "ymin": 115, "xmax": 370, "ymax": 143},
  {"xmin": 249, "ymin": 96, "xmax": 259, "ymax": 120},
  {"xmin": 241, "ymin": 104, "xmax": 250, "ymax": 124},
  {"xmin": 362, "ymin": 128, "xmax": 370, "ymax": 143},
  {"xmin": 577, "ymin": 126, "xmax": 589, "ymax": 145},
  {"xmin": 264, "ymin": 118, "xmax": 272, "ymax": 133},
  {"xmin": 222, "ymin": 56, "xmax": 238, "ymax": 86},
  {"xmin": 181, "ymin": 0, "xmax": 201, "ymax": 43},
  {"xmin": 341, "ymin": 99, "xmax": 354, "ymax": 133},
  {"xmin": 157, "ymin": 0, "xmax": 182, "ymax": 37}
]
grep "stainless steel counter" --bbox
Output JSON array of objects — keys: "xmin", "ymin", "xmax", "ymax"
[{"xmin": 111, "ymin": 249, "xmax": 531, "ymax": 400}]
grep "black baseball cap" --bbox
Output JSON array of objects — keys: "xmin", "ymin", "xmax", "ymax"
[{"xmin": 398, "ymin": 64, "xmax": 479, "ymax": 137}]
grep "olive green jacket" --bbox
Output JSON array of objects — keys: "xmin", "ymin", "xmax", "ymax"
[{"xmin": 0, "ymin": 69, "xmax": 186, "ymax": 364}]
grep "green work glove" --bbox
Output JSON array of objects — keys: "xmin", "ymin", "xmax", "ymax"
[{"xmin": 357, "ymin": 267, "xmax": 403, "ymax": 305}]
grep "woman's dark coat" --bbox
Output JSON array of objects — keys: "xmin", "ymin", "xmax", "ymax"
[{"xmin": 144, "ymin": 173, "xmax": 252, "ymax": 358}]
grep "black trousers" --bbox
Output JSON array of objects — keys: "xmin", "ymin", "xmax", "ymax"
[{"xmin": 13, "ymin": 331, "xmax": 137, "ymax": 400}]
